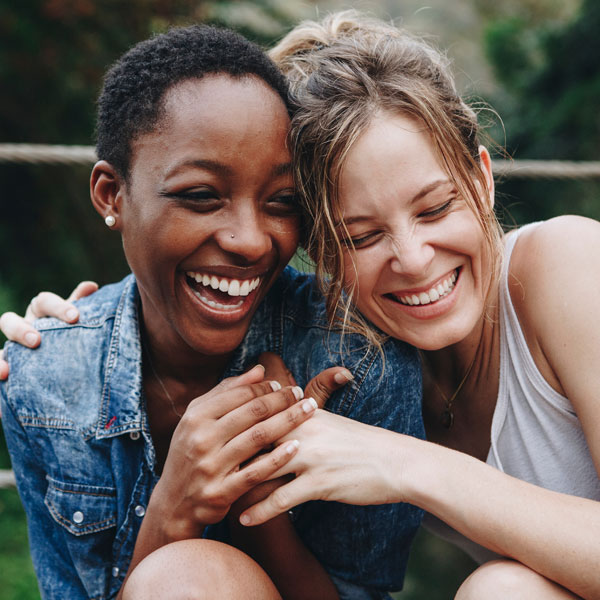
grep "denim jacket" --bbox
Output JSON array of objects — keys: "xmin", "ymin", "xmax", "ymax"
[{"xmin": 1, "ymin": 267, "xmax": 423, "ymax": 600}]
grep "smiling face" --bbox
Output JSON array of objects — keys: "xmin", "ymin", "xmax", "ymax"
[
  {"xmin": 338, "ymin": 112, "xmax": 493, "ymax": 351},
  {"xmin": 116, "ymin": 75, "xmax": 299, "ymax": 360}
]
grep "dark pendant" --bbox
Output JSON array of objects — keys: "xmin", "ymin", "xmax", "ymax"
[{"xmin": 441, "ymin": 409, "xmax": 454, "ymax": 429}]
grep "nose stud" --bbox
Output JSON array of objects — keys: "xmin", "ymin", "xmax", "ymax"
[{"xmin": 230, "ymin": 234, "xmax": 235, "ymax": 239}]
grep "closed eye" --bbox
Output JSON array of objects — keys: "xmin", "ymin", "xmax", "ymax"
[
  {"xmin": 343, "ymin": 231, "xmax": 384, "ymax": 249},
  {"xmin": 419, "ymin": 198, "xmax": 454, "ymax": 219},
  {"xmin": 160, "ymin": 188, "xmax": 221, "ymax": 211}
]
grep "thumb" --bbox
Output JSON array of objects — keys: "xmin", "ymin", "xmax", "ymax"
[
  {"xmin": 305, "ymin": 367, "xmax": 353, "ymax": 409},
  {"xmin": 258, "ymin": 351, "xmax": 296, "ymax": 387},
  {"xmin": 214, "ymin": 364, "xmax": 266, "ymax": 392}
]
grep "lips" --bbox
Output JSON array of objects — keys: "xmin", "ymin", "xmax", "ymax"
[
  {"xmin": 185, "ymin": 271, "xmax": 262, "ymax": 312},
  {"xmin": 387, "ymin": 268, "xmax": 459, "ymax": 306}
]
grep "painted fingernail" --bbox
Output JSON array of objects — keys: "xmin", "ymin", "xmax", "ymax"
[
  {"xmin": 240, "ymin": 514, "xmax": 251, "ymax": 526},
  {"xmin": 65, "ymin": 308, "xmax": 78, "ymax": 321},
  {"xmin": 269, "ymin": 380, "xmax": 282, "ymax": 392},
  {"xmin": 292, "ymin": 386, "xmax": 304, "ymax": 401},
  {"xmin": 334, "ymin": 369, "xmax": 354, "ymax": 384},
  {"xmin": 286, "ymin": 439, "xmax": 300, "ymax": 454},
  {"xmin": 25, "ymin": 332, "xmax": 38, "ymax": 346},
  {"xmin": 302, "ymin": 397, "xmax": 318, "ymax": 413}
]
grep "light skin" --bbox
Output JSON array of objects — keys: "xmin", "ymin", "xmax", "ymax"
[
  {"xmin": 5, "ymin": 111, "xmax": 600, "ymax": 598},
  {"xmin": 237, "ymin": 113, "xmax": 600, "ymax": 599},
  {"xmin": 1, "ymin": 73, "xmax": 351, "ymax": 600}
]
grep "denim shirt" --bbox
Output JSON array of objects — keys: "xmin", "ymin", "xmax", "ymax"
[{"xmin": 1, "ymin": 267, "xmax": 423, "ymax": 600}]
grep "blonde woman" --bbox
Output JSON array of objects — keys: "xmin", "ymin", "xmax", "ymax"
[{"xmin": 239, "ymin": 12, "xmax": 600, "ymax": 599}]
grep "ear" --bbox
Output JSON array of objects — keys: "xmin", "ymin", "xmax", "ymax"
[
  {"xmin": 90, "ymin": 161, "xmax": 126, "ymax": 230},
  {"xmin": 478, "ymin": 146, "xmax": 495, "ymax": 211}
]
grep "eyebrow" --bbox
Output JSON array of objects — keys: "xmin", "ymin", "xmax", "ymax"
[
  {"xmin": 164, "ymin": 159, "xmax": 292, "ymax": 179},
  {"xmin": 342, "ymin": 178, "xmax": 452, "ymax": 226}
]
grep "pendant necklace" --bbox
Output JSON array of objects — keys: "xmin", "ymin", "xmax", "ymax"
[
  {"xmin": 421, "ymin": 351, "xmax": 476, "ymax": 429},
  {"xmin": 143, "ymin": 342, "xmax": 183, "ymax": 418}
]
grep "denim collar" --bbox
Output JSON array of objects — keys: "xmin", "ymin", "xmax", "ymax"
[{"xmin": 95, "ymin": 276, "xmax": 145, "ymax": 441}]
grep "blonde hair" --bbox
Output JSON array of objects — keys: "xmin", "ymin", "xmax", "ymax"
[{"xmin": 270, "ymin": 11, "xmax": 503, "ymax": 346}]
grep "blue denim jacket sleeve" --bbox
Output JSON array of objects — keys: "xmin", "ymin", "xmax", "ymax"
[{"xmin": 1, "ymin": 385, "xmax": 106, "ymax": 600}]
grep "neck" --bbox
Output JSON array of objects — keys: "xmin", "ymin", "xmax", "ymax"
[
  {"xmin": 139, "ymin": 307, "xmax": 233, "ymax": 393},
  {"xmin": 423, "ymin": 290, "xmax": 499, "ymax": 387}
]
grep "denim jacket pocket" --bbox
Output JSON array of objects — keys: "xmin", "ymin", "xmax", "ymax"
[
  {"xmin": 45, "ymin": 477, "xmax": 117, "ymax": 535},
  {"xmin": 45, "ymin": 477, "xmax": 117, "ymax": 599}
]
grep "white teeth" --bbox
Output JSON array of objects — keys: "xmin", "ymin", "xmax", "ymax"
[
  {"xmin": 186, "ymin": 272, "xmax": 261, "ymax": 298},
  {"xmin": 396, "ymin": 270, "xmax": 459, "ymax": 307},
  {"xmin": 191, "ymin": 289, "xmax": 244, "ymax": 310},
  {"xmin": 228, "ymin": 280, "xmax": 240, "ymax": 296}
]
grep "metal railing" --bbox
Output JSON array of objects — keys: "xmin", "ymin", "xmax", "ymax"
[{"xmin": 1, "ymin": 143, "xmax": 600, "ymax": 179}]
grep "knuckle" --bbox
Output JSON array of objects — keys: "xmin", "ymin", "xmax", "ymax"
[
  {"xmin": 249, "ymin": 397, "xmax": 269, "ymax": 419},
  {"xmin": 271, "ymin": 488, "xmax": 291, "ymax": 513},
  {"xmin": 286, "ymin": 408, "xmax": 301, "ymax": 427},
  {"xmin": 242, "ymin": 466, "xmax": 262, "ymax": 487},
  {"xmin": 250, "ymin": 426, "xmax": 268, "ymax": 447}
]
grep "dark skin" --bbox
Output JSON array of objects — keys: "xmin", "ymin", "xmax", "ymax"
[
  {"xmin": 11, "ymin": 75, "xmax": 347, "ymax": 599},
  {"xmin": 228, "ymin": 352, "xmax": 343, "ymax": 600}
]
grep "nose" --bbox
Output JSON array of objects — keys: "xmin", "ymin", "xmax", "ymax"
[
  {"xmin": 215, "ymin": 204, "xmax": 273, "ymax": 263},
  {"xmin": 388, "ymin": 230, "xmax": 434, "ymax": 278}
]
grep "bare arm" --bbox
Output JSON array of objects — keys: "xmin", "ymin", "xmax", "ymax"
[
  {"xmin": 116, "ymin": 365, "xmax": 321, "ymax": 599},
  {"xmin": 241, "ymin": 218, "xmax": 600, "ymax": 599}
]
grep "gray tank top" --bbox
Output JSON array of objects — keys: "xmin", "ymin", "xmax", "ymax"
[{"xmin": 423, "ymin": 223, "xmax": 600, "ymax": 563}]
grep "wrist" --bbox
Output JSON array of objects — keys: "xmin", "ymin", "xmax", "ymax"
[{"xmin": 147, "ymin": 481, "xmax": 205, "ymax": 541}]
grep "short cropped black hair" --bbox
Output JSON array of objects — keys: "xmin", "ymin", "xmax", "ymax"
[{"xmin": 96, "ymin": 24, "xmax": 289, "ymax": 178}]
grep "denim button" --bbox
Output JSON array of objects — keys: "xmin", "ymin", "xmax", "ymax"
[
  {"xmin": 129, "ymin": 431, "xmax": 140, "ymax": 440},
  {"xmin": 72, "ymin": 510, "xmax": 84, "ymax": 524},
  {"xmin": 112, "ymin": 566, "xmax": 120, "ymax": 578},
  {"xmin": 135, "ymin": 505, "xmax": 146, "ymax": 517}
]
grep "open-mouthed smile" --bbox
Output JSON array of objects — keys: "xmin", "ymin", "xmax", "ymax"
[
  {"xmin": 385, "ymin": 267, "xmax": 460, "ymax": 310},
  {"xmin": 185, "ymin": 271, "xmax": 262, "ymax": 311}
]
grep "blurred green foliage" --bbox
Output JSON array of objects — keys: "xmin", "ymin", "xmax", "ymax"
[
  {"xmin": 0, "ymin": 1, "xmax": 598, "ymax": 599},
  {"xmin": 483, "ymin": 0, "xmax": 600, "ymax": 224}
]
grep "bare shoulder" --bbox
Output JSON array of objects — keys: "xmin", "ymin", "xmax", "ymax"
[
  {"xmin": 508, "ymin": 216, "xmax": 600, "ymax": 398},
  {"xmin": 509, "ymin": 216, "xmax": 600, "ymax": 294}
]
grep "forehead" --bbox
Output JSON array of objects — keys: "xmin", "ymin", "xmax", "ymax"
[
  {"xmin": 340, "ymin": 112, "xmax": 447, "ymax": 208},
  {"xmin": 129, "ymin": 74, "xmax": 291, "ymax": 174}
]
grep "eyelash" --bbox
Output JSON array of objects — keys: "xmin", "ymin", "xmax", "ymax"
[
  {"xmin": 343, "ymin": 198, "xmax": 456, "ymax": 249},
  {"xmin": 420, "ymin": 198, "xmax": 454, "ymax": 218},
  {"xmin": 161, "ymin": 190, "xmax": 299, "ymax": 215}
]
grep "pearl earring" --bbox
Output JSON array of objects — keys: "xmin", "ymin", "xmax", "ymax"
[{"xmin": 105, "ymin": 215, "xmax": 116, "ymax": 227}]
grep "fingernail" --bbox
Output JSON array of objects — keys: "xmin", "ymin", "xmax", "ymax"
[
  {"xmin": 65, "ymin": 308, "xmax": 78, "ymax": 321},
  {"xmin": 334, "ymin": 369, "xmax": 354, "ymax": 384},
  {"xmin": 25, "ymin": 332, "xmax": 38, "ymax": 346},
  {"xmin": 286, "ymin": 439, "xmax": 300, "ymax": 454},
  {"xmin": 254, "ymin": 364, "xmax": 265, "ymax": 374},
  {"xmin": 292, "ymin": 386, "xmax": 304, "ymax": 401},
  {"xmin": 302, "ymin": 397, "xmax": 318, "ymax": 413},
  {"xmin": 240, "ymin": 514, "xmax": 251, "ymax": 526},
  {"xmin": 269, "ymin": 380, "xmax": 282, "ymax": 392}
]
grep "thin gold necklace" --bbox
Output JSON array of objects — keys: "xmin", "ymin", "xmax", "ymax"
[
  {"xmin": 142, "ymin": 342, "xmax": 183, "ymax": 418},
  {"xmin": 421, "ymin": 351, "xmax": 476, "ymax": 429}
]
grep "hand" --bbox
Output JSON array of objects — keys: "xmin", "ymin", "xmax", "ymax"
[
  {"xmin": 0, "ymin": 281, "xmax": 98, "ymax": 380},
  {"xmin": 258, "ymin": 351, "xmax": 353, "ymax": 409},
  {"xmin": 147, "ymin": 365, "xmax": 320, "ymax": 540},
  {"xmin": 239, "ymin": 410, "xmax": 407, "ymax": 526}
]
